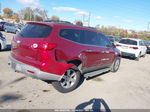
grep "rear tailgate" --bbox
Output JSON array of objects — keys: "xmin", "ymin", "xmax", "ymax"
[{"xmin": 12, "ymin": 23, "xmax": 53, "ymax": 64}]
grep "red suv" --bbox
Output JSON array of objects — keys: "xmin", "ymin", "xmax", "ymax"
[{"xmin": 9, "ymin": 22, "xmax": 121, "ymax": 93}]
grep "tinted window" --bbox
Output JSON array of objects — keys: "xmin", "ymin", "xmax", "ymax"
[
  {"xmin": 98, "ymin": 34, "xmax": 112, "ymax": 47},
  {"xmin": 60, "ymin": 29, "xmax": 84, "ymax": 43},
  {"xmin": 119, "ymin": 39, "xmax": 137, "ymax": 45},
  {"xmin": 18, "ymin": 24, "xmax": 52, "ymax": 38},
  {"xmin": 139, "ymin": 41, "xmax": 145, "ymax": 46},
  {"xmin": 84, "ymin": 31, "xmax": 100, "ymax": 46},
  {"xmin": 60, "ymin": 29, "xmax": 111, "ymax": 46}
]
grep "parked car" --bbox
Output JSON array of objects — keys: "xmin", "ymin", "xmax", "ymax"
[
  {"xmin": 0, "ymin": 32, "xmax": 7, "ymax": 51},
  {"xmin": 116, "ymin": 38, "xmax": 147, "ymax": 61},
  {"xmin": 0, "ymin": 21, "xmax": 7, "ymax": 31},
  {"xmin": 9, "ymin": 22, "xmax": 121, "ymax": 93},
  {"xmin": 3, "ymin": 23, "xmax": 22, "ymax": 34},
  {"xmin": 143, "ymin": 41, "xmax": 150, "ymax": 54},
  {"xmin": 107, "ymin": 36, "xmax": 122, "ymax": 45}
]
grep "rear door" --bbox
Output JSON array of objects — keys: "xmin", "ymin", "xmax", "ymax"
[
  {"xmin": 139, "ymin": 41, "xmax": 147, "ymax": 55},
  {"xmin": 82, "ymin": 31, "xmax": 112, "ymax": 70},
  {"xmin": 98, "ymin": 33, "xmax": 116, "ymax": 65},
  {"xmin": 12, "ymin": 23, "xmax": 52, "ymax": 61}
]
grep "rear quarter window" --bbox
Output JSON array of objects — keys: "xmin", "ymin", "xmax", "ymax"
[
  {"xmin": 119, "ymin": 39, "xmax": 137, "ymax": 45},
  {"xmin": 18, "ymin": 24, "xmax": 52, "ymax": 38}
]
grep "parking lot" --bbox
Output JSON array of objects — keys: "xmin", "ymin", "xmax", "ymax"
[{"xmin": 0, "ymin": 32, "xmax": 150, "ymax": 110}]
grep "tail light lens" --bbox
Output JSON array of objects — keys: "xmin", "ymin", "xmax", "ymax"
[
  {"xmin": 32, "ymin": 43, "xmax": 57, "ymax": 50},
  {"xmin": 116, "ymin": 44, "xmax": 121, "ymax": 47},
  {"xmin": 41, "ymin": 43, "xmax": 57, "ymax": 50},
  {"xmin": 130, "ymin": 47, "xmax": 138, "ymax": 50}
]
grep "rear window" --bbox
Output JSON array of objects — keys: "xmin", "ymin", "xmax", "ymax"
[
  {"xmin": 119, "ymin": 39, "xmax": 137, "ymax": 45},
  {"xmin": 18, "ymin": 24, "xmax": 52, "ymax": 38}
]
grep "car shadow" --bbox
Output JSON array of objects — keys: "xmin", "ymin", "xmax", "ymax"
[
  {"xmin": 85, "ymin": 71, "xmax": 110, "ymax": 81},
  {"xmin": 75, "ymin": 98, "xmax": 111, "ymax": 112},
  {"xmin": 0, "ymin": 93, "xmax": 22, "ymax": 104},
  {"xmin": 43, "ymin": 71, "xmax": 109, "ymax": 92},
  {"xmin": 0, "ymin": 77, "xmax": 26, "ymax": 89},
  {"xmin": 121, "ymin": 56, "xmax": 135, "ymax": 60}
]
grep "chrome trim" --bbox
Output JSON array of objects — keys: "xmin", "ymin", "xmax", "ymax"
[{"xmin": 8, "ymin": 56, "xmax": 62, "ymax": 81}]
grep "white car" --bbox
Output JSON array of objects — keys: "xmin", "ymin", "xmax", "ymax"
[
  {"xmin": 116, "ymin": 38, "xmax": 147, "ymax": 61},
  {"xmin": 0, "ymin": 32, "xmax": 7, "ymax": 51}
]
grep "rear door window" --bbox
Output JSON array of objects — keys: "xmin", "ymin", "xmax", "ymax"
[
  {"xmin": 59, "ymin": 29, "xmax": 84, "ymax": 43},
  {"xmin": 18, "ymin": 24, "xmax": 52, "ymax": 38},
  {"xmin": 84, "ymin": 31, "xmax": 99, "ymax": 46},
  {"xmin": 119, "ymin": 39, "xmax": 137, "ymax": 45},
  {"xmin": 98, "ymin": 34, "xmax": 112, "ymax": 47}
]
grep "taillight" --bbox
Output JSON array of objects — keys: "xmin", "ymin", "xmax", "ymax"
[
  {"xmin": 32, "ymin": 43, "xmax": 57, "ymax": 50},
  {"xmin": 116, "ymin": 44, "xmax": 121, "ymax": 47},
  {"xmin": 130, "ymin": 47, "xmax": 138, "ymax": 50},
  {"xmin": 40, "ymin": 43, "xmax": 57, "ymax": 50}
]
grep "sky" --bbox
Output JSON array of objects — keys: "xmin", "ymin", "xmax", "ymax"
[{"xmin": 1, "ymin": 0, "xmax": 150, "ymax": 31}]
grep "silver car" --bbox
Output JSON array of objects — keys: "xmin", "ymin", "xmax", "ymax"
[
  {"xmin": 0, "ymin": 32, "xmax": 7, "ymax": 51},
  {"xmin": 3, "ymin": 23, "xmax": 21, "ymax": 34}
]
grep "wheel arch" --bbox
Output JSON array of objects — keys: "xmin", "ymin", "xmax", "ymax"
[{"xmin": 67, "ymin": 59, "xmax": 82, "ymax": 72}]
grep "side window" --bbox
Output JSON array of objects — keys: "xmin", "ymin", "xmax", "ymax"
[
  {"xmin": 98, "ymin": 33, "xmax": 112, "ymax": 47},
  {"xmin": 84, "ymin": 31, "xmax": 100, "ymax": 46},
  {"xmin": 139, "ymin": 41, "xmax": 144, "ymax": 46},
  {"xmin": 59, "ymin": 29, "xmax": 84, "ymax": 43}
]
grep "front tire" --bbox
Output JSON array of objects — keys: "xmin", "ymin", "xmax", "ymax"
[
  {"xmin": 52, "ymin": 67, "xmax": 81, "ymax": 93},
  {"xmin": 111, "ymin": 57, "xmax": 121, "ymax": 72}
]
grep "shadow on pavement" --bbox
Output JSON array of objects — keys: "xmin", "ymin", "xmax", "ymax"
[
  {"xmin": 86, "ymin": 71, "xmax": 109, "ymax": 81},
  {"xmin": 0, "ymin": 77, "xmax": 26, "ymax": 89},
  {"xmin": 0, "ymin": 93, "xmax": 22, "ymax": 104},
  {"xmin": 75, "ymin": 98, "xmax": 111, "ymax": 112}
]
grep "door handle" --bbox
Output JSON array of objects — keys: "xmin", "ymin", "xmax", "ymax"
[
  {"xmin": 101, "ymin": 51, "xmax": 105, "ymax": 53},
  {"xmin": 105, "ymin": 51, "xmax": 110, "ymax": 53},
  {"xmin": 86, "ymin": 50, "xmax": 93, "ymax": 52},
  {"xmin": 101, "ymin": 51, "xmax": 110, "ymax": 53}
]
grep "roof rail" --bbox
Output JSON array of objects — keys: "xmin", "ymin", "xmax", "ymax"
[{"xmin": 43, "ymin": 20, "xmax": 73, "ymax": 25}]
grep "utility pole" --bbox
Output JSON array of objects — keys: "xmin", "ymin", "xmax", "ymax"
[
  {"xmin": 82, "ymin": 12, "xmax": 91, "ymax": 26},
  {"xmin": 0, "ymin": 0, "xmax": 2, "ymax": 17},
  {"xmin": 88, "ymin": 12, "xmax": 91, "ymax": 27},
  {"xmin": 147, "ymin": 22, "xmax": 150, "ymax": 31}
]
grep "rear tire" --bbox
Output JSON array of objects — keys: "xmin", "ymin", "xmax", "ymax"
[
  {"xmin": 135, "ymin": 53, "xmax": 141, "ymax": 61},
  {"xmin": 111, "ymin": 57, "xmax": 121, "ymax": 72},
  {"xmin": 52, "ymin": 67, "xmax": 81, "ymax": 93}
]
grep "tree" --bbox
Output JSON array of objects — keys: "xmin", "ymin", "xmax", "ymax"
[
  {"xmin": 75, "ymin": 20, "xmax": 83, "ymax": 26},
  {"xmin": 35, "ymin": 16, "xmax": 43, "ymax": 21},
  {"xmin": 12, "ymin": 13, "xmax": 19, "ymax": 19},
  {"xmin": 19, "ymin": 7, "xmax": 48, "ymax": 21},
  {"xmin": 50, "ymin": 16, "xmax": 60, "ymax": 22},
  {"xmin": 3, "ymin": 8, "xmax": 13, "ymax": 18}
]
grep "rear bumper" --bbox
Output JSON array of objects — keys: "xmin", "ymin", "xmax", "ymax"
[
  {"xmin": 8, "ymin": 56, "xmax": 62, "ymax": 81},
  {"xmin": 121, "ymin": 52, "xmax": 136, "ymax": 58}
]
